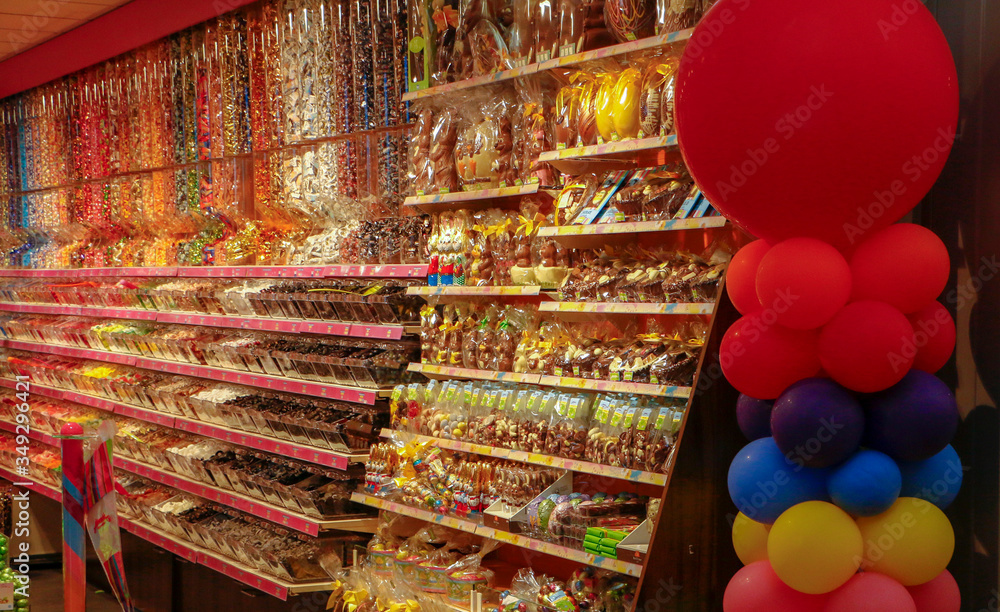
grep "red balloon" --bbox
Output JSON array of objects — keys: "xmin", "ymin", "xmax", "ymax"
[
  {"xmin": 820, "ymin": 301, "xmax": 915, "ymax": 393},
  {"xmin": 907, "ymin": 302, "xmax": 956, "ymax": 373},
  {"xmin": 727, "ymin": 240, "xmax": 771, "ymax": 315},
  {"xmin": 907, "ymin": 570, "xmax": 961, "ymax": 612},
  {"xmin": 721, "ymin": 313, "xmax": 821, "ymax": 399},
  {"xmin": 724, "ymin": 561, "xmax": 827, "ymax": 612},
  {"xmin": 826, "ymin": 573, "xmax": 917, "ymax": 612},
  {"xmin": 675, "ymin": 0, "xmax": 958, "ymax": 249},
  {"xmin": 756, "ymin": 238, "xmax": 852, "ymax": 330},
  {"xmin": 851, "ymin": 224, "xmax": 950, "ymax": 313}
]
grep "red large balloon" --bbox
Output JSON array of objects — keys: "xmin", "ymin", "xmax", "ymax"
[
  {"xmin": 851, "ymin": 224, "xmax": 950, "ymax": 313},
  {"xmin": 727, "ymin": 240, "xmax": 771, "ymax": 315},
  {"xmin": 675, "ymin": 0, "xmax": 958, "ymax": 248},
  {"xmin": 756, "ymin": 238, "xmax": 852, "ymax": 330},
  {"xmin": 825, "ymin": 573, "xmax": 917, "ymax": 612},
  {"xmin": 723, "ymin": 561, "xmax": 827, "ymax": 612},
  {"xmin": 820, "ymin": 301, "xmax": 915, "ymax": 392},
  {"xmin": 907, "ymin": 302, "xmax": 956, "ymax": 373},
  {"xmin": 907, "ymin": 570, "xmax": 961, "ymax": 612},
  {"xmin": 721, "ymin": 313, "xmax": 821, "ymax": 399}
]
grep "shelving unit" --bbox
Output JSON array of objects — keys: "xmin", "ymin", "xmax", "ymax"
[
  {"xmin": 0, "ymin": 264, "xmax": 429, "ymax": 279},
  {"xmin": 407, "ymin": 363, "xmax": 692, "ymax": 399},
  {"xmin": 382, "ymin": 430, "xmax": 667, "ymax": 486},
  {"xmin": 403, "ymin": 185, "xmax": 556, "ymax": 213},
  {"xmin": 402, "ymin": 29, "xmax": 693, "ymax": 101},
  {"xmin": 405, "ymin": 286, "xmax": 546, "ymax": 297},
  {"xmin": 538, "ymin": 136, "xmax": 680, "ymax": 174},
  {"xmin": 114, "ymin": 456, "xmax": 377, "ymax": 537},
  {"xmin": 0, "ymin": 303, "xmax": 418, "ymax": 340},
  {"xmin": 350, "ymin": 493, "xmax": 643, "ymax": 577},
  {"xmin": 0, "ymin": 465, "xmax": 61, "ymax": 501},
  {"xmin": 0, "ymin": 339, "xmax": 385, "ymax": 404},
  {"xmin": 537, "ymin": 217, "xmax": 728, "ymax": 239},
  {"xmin": 0, "ymin": 378, "xmax": 368, "ymax": 470},
  {"xmin": 539, "ymin": 302, "xmax": 715, "ymax": 315}
]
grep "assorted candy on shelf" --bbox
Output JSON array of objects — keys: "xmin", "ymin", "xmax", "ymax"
[
  {"xmin": 388, "ymin": 381, "xmax": 683, "ymax": 473},
  {"xmin": 0, "ymin": 432, "xmax": 62, "ymax": 488},
  {"xmin": 502, "ymin": 567, "xmax": 637, "ymax": 612},
  {"xmin": 113, "ymin": 419, "xmax": 369, "ymax": 520},
  {"xmin": 0, "ymin": 315, "xmax": 420, "ymax": 390},
  {"xmin": 554, "ymin": 165, "xmax": 705, "ymax": 225},
  {"xmin": 418, "ymin": 302, "xmax": 707, "ymax": 385},
  {"xmin": 116, "ymin": 471, "xmax": 364, "ymax": 582},
  {"xmin": 0, "ymin": 350, "xmax": 385, "ymax": 452}
]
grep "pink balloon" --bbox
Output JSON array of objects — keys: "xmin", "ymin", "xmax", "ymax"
[
  {"xmin": 756, "ymin": 238, "xmax": 852, "ymax": 330},
  {"xmin": 825, "ymin": 573, "xmax": 917, "ymax": 612},
  {"xmin": 724, "ymin": 561, "xmax": 827, "ymax": 612},
  {"xmin": 727, "ymin": 240, "xmax": 771, "ymax": 315},
  {"xmin": 907, "ymin": 570, "xmax": 961, "ymax": 612}
]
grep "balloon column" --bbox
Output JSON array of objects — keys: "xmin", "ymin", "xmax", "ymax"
[{"xmin": 675, "ymin": 0, "xmax": 961, "ymax": 610}]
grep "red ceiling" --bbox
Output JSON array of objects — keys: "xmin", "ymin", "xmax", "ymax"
[{"xmin": 0, "ymin": 0, "xmax": 259, "ymax": 99}]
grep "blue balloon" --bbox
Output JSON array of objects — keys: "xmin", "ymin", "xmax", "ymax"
[
  {"xmin": 898, "ymin": 444, "xmax": 964, "ymax": 509},
  {"xmin": 771, "ymin": 377, "xmax": 866, "ymax": 468},
  {"xmin": 864, "ymin": 370, "xmax": 958, "ymax": 461},
  {"xmin": 737, "ymin": 394, "xmax": 774, "ymax": 440},
  {"xmin": 727, "ymin": 437, "xmax": 830, "ymax": 524},
  {"xmin": 827, "ymin": 449, "xmax": 901, "ymax": 516}
]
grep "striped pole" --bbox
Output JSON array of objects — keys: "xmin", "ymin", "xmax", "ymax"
[{"xmin": 60, "ymin": 422, "xmax": 86, "ymax": 612}]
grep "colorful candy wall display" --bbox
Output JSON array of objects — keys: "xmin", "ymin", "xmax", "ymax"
[
  {"xmin": 673, "ymin": 0, "xmax": 962, "ymax": 610},
  {"xmin": 0, "ymin": 0, "xmax": 411, "ymax": 270}
]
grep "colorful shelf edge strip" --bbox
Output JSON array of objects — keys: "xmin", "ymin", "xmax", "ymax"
[
  {"xmin": 380, "ymin": 429, "xmax": 666, "ymax": 486},
  {"xmin": 537, "ymin": 135, "xmax": 678, "ymax": 163},
  {"xmin": 406, "ymin": 286, "xmax": 543, "ymax": 297},
  {"xmin": 0, "ymin": 265, "xmax": 428, "ymax": 279},
  {"xmin": 0, "ymin": 304, "xmax": 414, "ymax": 341},
  {"xmin": 0, "ymin": 466, "xmax": 61, "ymax": 501},
  {"xmin": 350, "ymin": 493, "xmax": 642, "ymax": 577},
  {"xmin": 0, "ymin": 378, "xmax": 366, "ymax": 471},
  {"xmin": 404, "ymin": 184, "xmax": 544, "ymax": 208},
  {"xmin": 537, "ymin": 217, "xmax": 729, "ymax": 237},
  {"xmin": 539, "ymin": 302, "xmax": 715, "ymax": 315},
  {"xmin": 402, "ymin": 29, "xmax": 693, "ymax": 101},
  {"xmin": 0, "ymin": 339, "xmax": 381, "ymax": 405}
]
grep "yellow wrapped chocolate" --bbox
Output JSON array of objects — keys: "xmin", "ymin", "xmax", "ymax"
[
  {"xmin": 594, "ymin": 74, "xmax": 617, "ymax": 143},
  {"xmin": 612, "ymin": 68, "xmax": 643, "ymax": 140}
]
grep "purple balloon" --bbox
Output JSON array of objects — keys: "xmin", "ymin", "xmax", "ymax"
[
  {"xmin": 771, "ymin": 377, "xmax": 865, "ymax": 468},
  {"xmin": 737, "ymin": 394, "xmax": 774, "ymax": 440},
  {"xmin": 864, "ymin": 370, "xmax": 958, "ymax": 462}
]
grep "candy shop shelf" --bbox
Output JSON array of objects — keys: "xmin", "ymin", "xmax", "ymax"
[
  {"xmin": 537, "ymin": 217, "xmax": 729, "ymax": 239},
  {"xmin": 0, "ymin": 264, "xmax": 428, "ymax": 279},
  {"xmin": 408, "ymin": 363, "xmax": 691, "ymax": 399},
  {"xmin": 381, "ymin": 430, "xmax": 667, "ymax": 486},
  {"xmin": 0, "ymin": 303, "xmax": 418, "ymax": 341},
  {"xmin": 0, "ymin": 419, "xmax": 60, "ymax": 448},
  {"xmin": 0, "ymin": 378, "xmax": 369, "ymax": 471},
  {"xmin": 402, "ymin": 29, "xmax": 693, "ymax": 101},
  {"xmin": 538, "ymin": 136, "xmax": 680, "ymax": 174},
  {"xmin": 118, "ymin": 517, "xmax": 338, "ymax": 600},
  {"xmin": 405, "ymin": 286, "xmax": 547, "ymax": 297},
  {"xmin": 114, "ymin": 456, "xmax": 378, "ymax": 537},
  {"xmin": 351, "ymin": 493, "xmax": 643, "ymax": 577},
  {"xmin": 0, "ymin": 466, "xmax": 61, "ymax": 502},
  {"xmin": 0, "ymin": 339, "xmax": 386, "ymax": 404},
  {"xmin": 539, "ymin": 302, "xmax": 715, "ymax": 315},
  {"xmin": 406, "ymin": 363, "xmax": 542, "ymax": 385},
  {"xmin": 403, "ymin": 185, "xmax": 555, "ymax": 212},
  {"xmin": 537, "ymin": 374, "xmax": 691, "ymax": 399}
]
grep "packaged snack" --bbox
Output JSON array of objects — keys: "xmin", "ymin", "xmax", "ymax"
[
  {"xmin": 430, "ymin": 106, "xmax": 460, "ymax": 193},
  {"xmin": 558, "ymin": 0, "xmax": 614, "ymax": 55},
  {"xmin": 604, "ymin": 0, "xmax": 656, "ymax": 43},
  {"xmin": 611, "ymin": 67, "xmax": 642, "ymax": 140},
  {"xmin": 535, "ymin": 0, "xmax": 560, "ymax": 61}
]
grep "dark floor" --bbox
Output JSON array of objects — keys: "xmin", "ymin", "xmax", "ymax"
[{"xmin": 32, "ymin": 568, "xmax": 125, "ymax": 612}]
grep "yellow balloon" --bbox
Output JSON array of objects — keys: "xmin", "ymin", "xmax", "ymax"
[
  {"xmin": 767, "ymin": 501, "xmax": 863, "ymax": 594},
  {"xmin": 732, "ymin": 512, "xmax": 771, "ymax": 565},
  {"xmin": 856, "ymin": 496, "xmax": 955, "ymax": 586}
]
